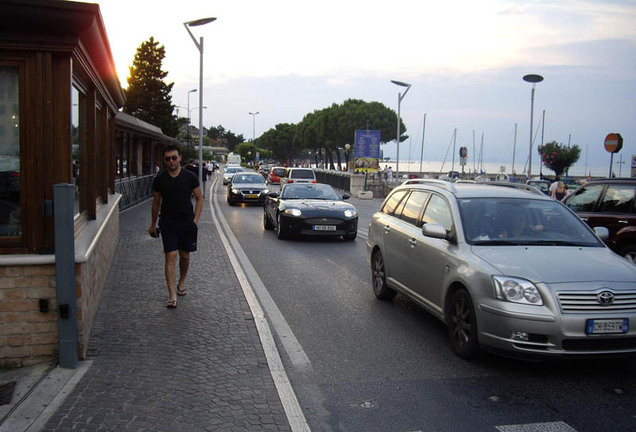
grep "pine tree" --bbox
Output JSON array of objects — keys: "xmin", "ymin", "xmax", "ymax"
[{"xmin": 123, "ymin": 37, "xmax": 179, "ymax": 137}]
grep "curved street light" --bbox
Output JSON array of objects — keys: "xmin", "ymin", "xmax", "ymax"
[
  {"xmin": 249, "ymin": 111, "xmax": 259, "ymax": 144},
  {"xmin": 184, "ymin": 16, "xmax": 216, "ymax": 188},
  {"xmin": 391, "ymin": 80, "xmax": 411, "ymax": 178},
  {"xmin": 523, "ymin": 74, "xmax": 544, "ymax": 181}
]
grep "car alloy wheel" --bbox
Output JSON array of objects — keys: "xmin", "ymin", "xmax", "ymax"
[
  {"xmin": 371, "ymin": 250, "xmax": 395, "ymax": 300},
  {"xmin": 448, "ymin": 289, "xmax": 481, "ymax": 359}
]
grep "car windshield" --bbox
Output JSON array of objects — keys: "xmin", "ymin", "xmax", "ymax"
[
  {"xmin": 226, "ymin": 167, "xmax": 243, "ymax": 174},
  {"xmin": 232, "ymin": 174, "xmax": 265, "ymax": 184},
  {"xmin": 281, "ymin": 184, "xmax": 341, "ymax": 200},
  {"xmin": 290, "ymin": 169, "xmax": 315, "ymax": 179},
  {"xmin": 458, "ymin": 198, "xmax": 603, "ymax": 247}
]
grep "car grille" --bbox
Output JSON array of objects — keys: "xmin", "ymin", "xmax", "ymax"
[
  {"xmin": 240, "ymin": 189, "xmax": 262, "ymax": 194},
  {"xmin": 562, "ymin": 337, "xmax": 636, "ymax": 351},
  {"xmin": 557, "ymin": 291, "xmax": 636, "ymax": 313},
  {"xmin": 304, "ymin": 217, "xmax": 343, "ymax": 224}
]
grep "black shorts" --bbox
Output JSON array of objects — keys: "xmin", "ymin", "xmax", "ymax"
[{"xmin": 158, "ymin": 218, "xmax": 198, "ymax": 253}]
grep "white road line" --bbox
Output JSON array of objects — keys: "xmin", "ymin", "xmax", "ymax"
[
  {"xmin": 496, "ymin": 421, "xmax": 577, "ymax": 431},
  {"xmin": 208, "ymin": 175, "xmax": 312, "ymax": 432}
]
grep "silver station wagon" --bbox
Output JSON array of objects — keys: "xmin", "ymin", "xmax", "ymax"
[{"xmin": 366, "ymin": 180, "xmax": 636, "ymax": 359}]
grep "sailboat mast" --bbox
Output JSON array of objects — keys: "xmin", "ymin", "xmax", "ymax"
[
  {"xmin": 451, "ymin": 128, "xmax": 457, "ymax": 174},
  {"xmin": 479, "ymin": 133, "xmax": 484, "ymax": 173},
  {"xmin": 512, "ymin": 123, "xmax": 517, "ymax": 175},
  {"xmin": 419, "ymin": 114, "xmax": 426, "ymax": 177}
]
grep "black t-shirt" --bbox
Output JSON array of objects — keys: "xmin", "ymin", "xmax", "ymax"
[{"xmin": 152, "ymin": 169, "xmax": 200, "ymax": 220}]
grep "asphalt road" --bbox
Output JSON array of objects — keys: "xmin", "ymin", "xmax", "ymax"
[{"xmin": 212, "ymin": 174, "xmax": 636, "ymax": 432}]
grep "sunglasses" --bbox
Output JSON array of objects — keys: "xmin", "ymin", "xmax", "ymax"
[{"xmin": 164, "ymin": 155, "xmax": 179, "ymax": 162}]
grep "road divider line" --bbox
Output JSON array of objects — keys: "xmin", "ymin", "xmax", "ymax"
[{"xmin": 208, "ymin": 174, "xmax": 312, "ymax": 432}]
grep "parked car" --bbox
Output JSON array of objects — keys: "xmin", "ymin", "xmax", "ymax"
[
  {"xmin": 280, "ymin": 167, "xmax": 316, "ymax": 186},
  {"xmin": 563, "ymin": 178, "xmax": 635, "ymax": 263},
  {"xmin": 366, "ymin": 179, "xmax": 636, "ymax": 359},
  {"xmin": 528, "ymin": 179, "xmax": 551, "ymax": 195},
  {"xmin": 227, "ymin": 172, "xmax": 269, "ymax": 205},
  {"xmin": 263, "ymin": 183, "xmax": 358, "ymax": 240},
  {"xmin": 267, "ymin": 166, "xmax": 286, "ymax": 185},
  {"xmin": 222, "ymin": 166, "xmax": 244, "ymax": 185}
]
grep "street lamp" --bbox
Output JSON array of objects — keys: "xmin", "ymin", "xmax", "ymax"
[
  {"xmin": 344, "ymin": 143, "xmax": 351, "ymax": 172},
  {"xmin": 249, "ymin": 111, "xmax": 259, "ymax": 144},
  {"xmin": 186, "ymin": 88, "xmax": 197, "ymax": 142},
  {"xmin": 391, "ymin": 80, "xmax": 411, "ymax": 178},
  {"xmin": 184, "ymin": 16, "xmax": 216, "ymax": 187},
  {"xmin": 522, "ymin": 74, "xmax": 543, "ymax": 181}
]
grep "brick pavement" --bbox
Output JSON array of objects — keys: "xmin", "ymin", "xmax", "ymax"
[{"xmin": 41, "ymin": 197, "xmax": 292, "ymax": 432}]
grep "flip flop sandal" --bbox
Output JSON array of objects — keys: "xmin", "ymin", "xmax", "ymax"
[
  {"xmin": 166, "ymin": 300, "xmax": 177, "ymax": 309},
  {"xmin": 177, "ymin": 287, "xmax": 187, "ymax": 296}
]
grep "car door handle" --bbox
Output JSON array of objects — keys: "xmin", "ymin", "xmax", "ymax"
[
  {"xmin": 383, "ymin": 225, "xmax": 391, "ymax": 233},
  {"xmin": 618, "ymin": 220, "xmax": 629, "ymax": 224},
  {"xmin": 408, "ymin": 238, "xmax": 417, "ymax": 247},
  {"xmin": 580, "ymin": 217, "xmax": 588, "ymax": 222}
]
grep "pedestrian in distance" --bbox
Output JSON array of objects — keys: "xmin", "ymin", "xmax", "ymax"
[
  {"xmin": 148, "ymin": 145, "xmax": 204, "ymax": 309},
  {"xmin": 551, "ymin": 181, "xmax": 568, "ymax": 201}
]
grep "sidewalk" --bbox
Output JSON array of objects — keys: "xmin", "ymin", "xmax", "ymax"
[{"xmin": 1, "ymin": 196, "xmax": 292, "ymax": 431}]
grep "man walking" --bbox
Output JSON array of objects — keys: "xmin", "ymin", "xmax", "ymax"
[{"xmin": 149, "ymin": 145, "xmax": 203, "ymax": 309}]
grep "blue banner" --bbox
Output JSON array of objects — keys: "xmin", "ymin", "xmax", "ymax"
[{"xmin": 354, "ymin": 130, "xmax": 381, "ymax": 172}]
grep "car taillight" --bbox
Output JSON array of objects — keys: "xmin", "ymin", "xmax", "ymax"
[
  {"xmin": 11, "ymin": 173, "xmax": 19, "ymax": 177},
  {"xmin": 312, "ymin": 180, "xmax": 316, "ymax": 183},
  {"xmin": 288, "ymin": 179, "xmax": 293, "ymax": 183}
]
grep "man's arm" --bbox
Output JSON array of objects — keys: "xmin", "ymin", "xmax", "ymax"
[
  {"xmin": 192, "ymin": 186, "xmax": 203, "ymax": 225},
  {"xmin": 148, "ymin": 191, "xmax": 161, "ymax": 236}
]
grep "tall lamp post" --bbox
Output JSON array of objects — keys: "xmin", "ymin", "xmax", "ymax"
[
  {"xmin": 391, "ymin": 80, "xmax": 411, "ymax": 178},
  {"xmin": 186, "ymin": 88, "xmax": 197, "ymax": 143},
  {"xmin": 184, "ymin": 16, "xmax": 216, "ymax": 188},
  {"xmin": 522, "ymin": 74, "xmax": 543, "ymax": 181},
  {"xmin": 249, "ymin": 111, "xmax": 259, "ymax": 144},
  {"xmin": 344, "ymin": 143, "xmax": 351, "ymax": 172}
]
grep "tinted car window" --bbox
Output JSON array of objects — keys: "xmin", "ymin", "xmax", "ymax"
[
  {"xmin": 398, "ymin": 190, "xmax": 430, "ymax": 226},
  {"xmin": 565, "ymin": 184, "xmax": 603, "ymax": 211},
  {"xmin": 272, "ymin": 168, "xmax": 285, "ymax": 176},
  {"xmin": 422, "ymin": 195, "xmax": 453, "ymax": 232},
  {"xmin": 382, "ymin": 190, "xmax": 408, "ymax": 215},
  {"xmin": 289, "ymin": 169, "xmax": 315, "ymax": 179},
  {"xmin": 233, "ymin": 174, "xmax": 265, "ymax": 184},
  {"xmin": 599, "ymin": 185, "xmax": 635, "ymax": 214}
]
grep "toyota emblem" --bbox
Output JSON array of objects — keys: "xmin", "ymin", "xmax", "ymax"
[{"xmin": 597, "ymin": 291, "xmax": 615, "ymax": 305}]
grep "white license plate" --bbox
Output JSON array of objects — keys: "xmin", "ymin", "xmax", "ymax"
[
  {"xmin": 313, "ymin": 225, "xmax": 336, "ymax": 231},
  {"xmin": 586, "ymin": 318, "xmax": 629, "ymax": 334}
]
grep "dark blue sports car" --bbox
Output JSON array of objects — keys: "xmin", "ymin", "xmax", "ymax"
[{"xmin": 263, "ymin": 183, "xmax": 358, "ymax": 240}]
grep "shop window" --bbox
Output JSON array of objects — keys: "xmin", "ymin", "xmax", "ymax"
[{"xmin": 0, "ymin": 67, "xmax": 21, "ymax": 237}]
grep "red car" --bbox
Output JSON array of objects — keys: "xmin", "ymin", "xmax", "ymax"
[{"xmin": 267, "ymin": 167, "xmax": 285, "ymax": 185}]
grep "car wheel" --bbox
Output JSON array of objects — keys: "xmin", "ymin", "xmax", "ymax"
[
  {"xmin": 263, "ymin": 211, "xmax": 274, "ymax": 230},
  {"xmin": 447, "ymin": 289, "xmax": 482, "ymax": 359},
  {"xmin": 344, "ymin": 232, "xmax": 357, "ymax": 241},
  {"xmin": 276, "ymin": 214, "xmax": 287, "ymax": 239},
  {"xmin": 371, "ymin": 250, "xmax": 396, "ymax": 300},
  {"xmin": 619, "ymin": 244, "xmax": 636, "ymax": 265}
]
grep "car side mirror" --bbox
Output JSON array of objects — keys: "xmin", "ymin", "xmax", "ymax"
[
  {"xmin": 342, "ymin": 193, "xmax": 350, "ymax": 200},
  {"xmin": 422, "ymin": 223, "xmax": 448, "ymax": 240},
  {"xmin": 593, "ymin": 226, "xmax": 609, "ymax": 240}
]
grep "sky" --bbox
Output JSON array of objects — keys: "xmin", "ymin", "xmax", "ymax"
[{"xmin": 84, "ymin": 0, "xmax": 635, "ymax": 176}]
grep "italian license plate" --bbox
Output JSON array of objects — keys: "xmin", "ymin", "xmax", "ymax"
[
  {"xmin": 586, "ymin": 318, "xmax": 629, "ymax": 334},
  {"xmin": 245, "ymin": 194, "xmax": 258, "ymax": 199},
  {"xmin": 313, "ymin": 225, "xmax": 336, "ymax": 231}
]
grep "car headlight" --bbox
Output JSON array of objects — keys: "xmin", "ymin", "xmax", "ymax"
[
  {"xmin": 493, "ymin": 276, "xmax": 543, "ymax": 305},
  {"xmin": 344, "ymin": 209, "xmax": 357, "ymax": 218},
  {"xmin": 231, "ymin": 188, "xmax": 240, "ymax": 194},
  {"xmin": 263, "ymin": 189, "xmax": 269, "ymax": 195},
  {"xmin": 283, "ymin": 208, "xmax": 302, "ymax": 217}
]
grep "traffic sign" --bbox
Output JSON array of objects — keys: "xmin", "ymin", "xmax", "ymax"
[{"xmin": 604, "ymin": 133, "xmax": 623, "ymax": 153}]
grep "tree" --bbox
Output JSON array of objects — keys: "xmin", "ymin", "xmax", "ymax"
[
  {"xmin": 123, "ymin": 37, "xmax": 179, "ymax": 137},
  {"xmin": 537, "ymin": 141, "xmax": 581, "ymax": 176},
  {"xmin": 259, "ymin": 123, "xmax": 298, "ymax": 164},
  {"xmin": 206, "ymin": 125, "xmax": 244, "ymax": 151}
]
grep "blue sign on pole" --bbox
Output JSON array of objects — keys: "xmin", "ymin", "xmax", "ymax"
[{"xmin": 354, "ymin": 130, "xmax": 381, "ymax": 172}]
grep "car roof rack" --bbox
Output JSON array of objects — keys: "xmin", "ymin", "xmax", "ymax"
[
  {"xmin": 401, "ymin": 178, "xmax": 457, "ymax": 193},
  {"xmin": 487, "ymin": 181, "xmax": 544, "ymax": 195}
]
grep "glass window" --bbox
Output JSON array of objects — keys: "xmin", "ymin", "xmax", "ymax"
[
  {"xmin": 599, "ymin": 185, "xmax": 635, "ymax": 214},
  {"xmin": 422, "ymin": 195, "xmax": 453, "ymax": 232},
  {"xmin": 381, "ymin": 190, "xmax": 407, "ymax": 215},
  {"xmin": 398, "ymin": 190, "xmax": 429, "ymax": 226},
  {"xmin": 0, "ymin": 67, "xmax": 21, "ymax": 237},
  {"xmin": 564, "ymin": 184, "xmax": 603, "ymax": 212},
  {"xmin": 71, "ymin": 85, "xmax": 85, "ymax": 215}
]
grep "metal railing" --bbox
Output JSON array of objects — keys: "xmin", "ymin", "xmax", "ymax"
[{"xmin": 115, "ymin": 175, "xmax": 154, "ymax": 209}]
